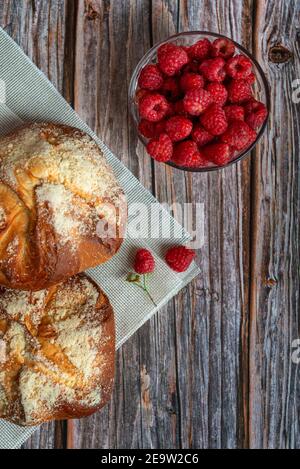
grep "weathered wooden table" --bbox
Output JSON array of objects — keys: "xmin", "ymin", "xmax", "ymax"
[{"xmin": 0, "ymin": 0, "xmax": 299, "ymax": 450}]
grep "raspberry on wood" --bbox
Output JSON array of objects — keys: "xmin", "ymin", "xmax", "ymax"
[
  {"xmin": 206, "ymin": 82, "xmax": 228, "ymax": 106},
  {"xmin": 200, "ymin": 104, "xmax": 228, "ymax": 136},
  {"xmin": 221, "ymin": 120, "xmax": 257, "ymax": 151},
  {"xmin": 183, "ymin": 89, "xmax": 213, "ymax": 116},
  {"xmin": 166, "ymin": 116, "xmax": 193, "ymax": 142},
  {"xmin": 199, "ymin": 58, "xmax": 226, "ymax": 83},
  {"xmin": 203, "ymin": 143, "xmax": 231, "ymax": 166},
  {"xmin": 227, "ymin": 79, "xmax": 253, "ymax": 104},
  {"xmin": 226, "ymin": 55, "xmax": 253, "ymax": 80},
  {"xmin": 138, "ymin": 64, "xmax": 164, "ymax": 90},
  {"xmin": 211, "ymin": 38, "xmax": 235, "ymax": 59},
  {"xmin": 157, "ymin": 43, "xmax": 189, "ymax": 76},
  {"xmin": 192, "ymin": 123, "xmax": 214, "ymax": 147},
  {"xmin": 146, "ymin": 133, "xmax": 173, "ymax": 162},
  {"xmin": 165, "ymin": 246, "xmax": 196, "ymax": 273},
  {"xmin": 139, "ymin": 93, "xmax": 170, "ymax": 122}
]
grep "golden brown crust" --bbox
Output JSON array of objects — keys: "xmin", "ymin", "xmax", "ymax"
[
  {"xmin": 0, "ymin": 274, "xmax": 115, "ymax": 426},
  {"xmin": 0, "ymin": 123, "xmax": 127, "ymax": 291}
]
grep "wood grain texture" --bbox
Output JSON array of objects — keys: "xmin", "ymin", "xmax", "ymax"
[
  {"xmin": 249, "ymin": 0, "xmax": 300, "ymax": 449},
  {"xmin": 0, "ymin": 0, "xmax": 298, "ymax": 449}
]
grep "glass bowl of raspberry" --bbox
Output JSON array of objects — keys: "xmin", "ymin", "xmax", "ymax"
[{"xmin": 129, "ymin": 32, "xmax": 270, "ymax": 172}]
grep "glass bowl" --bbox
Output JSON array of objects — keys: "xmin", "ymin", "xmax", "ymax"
[{"xmin": 128, "ymin": 31, "xmax": 270, "ymax": 172}]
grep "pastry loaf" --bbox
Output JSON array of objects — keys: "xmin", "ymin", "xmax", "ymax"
[
  {"xmin": 0, "ymin": 123, "xmax": 127, "ymax": 290},
  {"xmin": 0, "ymin": 274, "xmax": 115, "ymax": 426}
]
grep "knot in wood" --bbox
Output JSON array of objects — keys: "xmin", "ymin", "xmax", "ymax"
[{"xmin": 268, "ymin": 45, "xmax": 293, "ymax": 64}]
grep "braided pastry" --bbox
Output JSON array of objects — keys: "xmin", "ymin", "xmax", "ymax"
[
  {"xmin": 0, "ymin": 274, "xmax": 115, "ymax": 426},
  {"xmin": 0, "ymin": 123, "xmax": 127, "ymax": 290}
]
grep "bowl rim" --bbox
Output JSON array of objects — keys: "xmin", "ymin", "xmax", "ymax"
[{"xmin": 128, "ymin": 31, "xmax": 271, "ymax": 173}]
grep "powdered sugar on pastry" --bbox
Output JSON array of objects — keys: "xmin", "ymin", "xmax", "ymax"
[
  {"xmin": 0, "ymin": 123, "xmax": 127, "ymax": 290},
  {"xmin": 0, "ymin": 275, "xmax": 115, "ymax": 426}
]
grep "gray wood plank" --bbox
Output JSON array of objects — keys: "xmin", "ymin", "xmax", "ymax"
[{"xmin": 249, "ymin": 0, "xmax": 300, "ymax": 449}]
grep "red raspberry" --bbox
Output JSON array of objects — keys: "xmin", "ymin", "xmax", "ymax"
[
  {"xmin": 161, "ymin": 77, "xmax": 181, "ymax": 101},
  {"xmin": 138, "ymin": 119, "xmax": 156, "ymax": 139},
  {"xmin": 244, "ymin": 100, "xmax": 268, "ymax": 129},
  {"xmin": 211, "ymin": 38, "xmax": 235, "ymax": 59},
  {"xmin": 226, "ymin": 55, "xmax": 253, "ymax": 79},
  {"xmin": 188, "ymin": 38, "xmax": 211, "ymax": 60},
  {"xmin": 199, "ymin": 58, "xmax": 226, "ymax": 83},
  {"xmin": 166, "ymin": 116, "xmax": 193, "ymax": 142},
  {"xmin": 223, "ymin": 105, "xmax": 245, "ymax": 122},
  {"xmin": 157, "ymin": 43, "xmax": 189, "ymax": 76},
  {"xmin": 165, "ymin": 246, "xmax": 196, "ymax": 273},
  {"xmin": 200, "ymin": 104, "xmax": 228, "ymax": 136},
  {"xmin": 183, "ymin": 89, "xmax": 212, "ymax": 116},
  {"xmin": 180, "ymin": 73, "xmax": 205, "ymax": 93},
  {"xmin": 203, "ymin": 143, "xmax": 231, "ymax": 166},
  {"xmin": 135, "ymin": 89, "xmax": 151, "ymax": 104},
  {"xmin": 134, "ymin": 249, "xmax": 155, "ymax": 274},
  {"xmin": 246, "ymin": 72, "xmax": 256, "ymax": 85},
  {"xmin": 227, "ymin": 79, "xmax": 253, "ymax": 104},
  {"xmin": 139, "ymin": 93, "xmax": 170, "ymax": 122},
  {"xmin": 138, "ymin": 64, "xmax": 164, "ymax": 90},
  {"xmin": 172, "ymin": 140, "xmax": 199, "ymax": 166},
  {"xmin": 185, "ymin": 151, "xmax": 210, "ymax": 168},
  {"xmin": 191, "ymin": 123, "xmax": 214, "ymax": 147},
  {"xmin": 206, "ymin": 82, "xmax": 228, "ymax": 106},
  {"xmin": 221, "ymin": 120, "xmax": 257, "ymax": 151},
  {"xmin": 146, "ymin": 133, "xmax": 173, "ymax": 162},
  {"xmin": 154, "ymin": 120, "xmax": 167, "ymax": 136},
  {"xmin": 173, "ymin": 100, "xmax": 188, "ymax": 117},
  {"xmin": 183, "ymin": 60, "xmax": 202, "ymax": 74}
]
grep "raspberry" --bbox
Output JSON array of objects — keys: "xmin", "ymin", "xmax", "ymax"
[
  {"xmin": 172, "ymin": 140, "xmax": 199, "ymax": 166},
  {"xmin": 166, "ymin": 116, "xmax": 193, "ymax": 142},
  {"xmin": 165, "ymin": 246, "xmax": 196, "ymax": 273},
  {"xmin": 138, "ymin": 64, "xmax": 164, "ymax": 90},
  {"xmin": 161, "ymin": 77, "xmax": 181, "ymax": 101},
  {"xmin": 134, "ymin": 249, "xmax": 155, "ymax": 274},
  {"xmin": 185, "ymin": 151, "xmax": 209, "ymax": 168},
  {"xmin": 221, "ymin": 120, "xmax": 257, "ymax": 151},
  {"xmin": 139, "ymin": 93, "xmax": 170, "ymax": 122},
  {"xmin": 191, "ymin": 123, "xmax": 214, "ymax": 147},
  {"xmin": 183, "ymin": 60, "xmax": 202, "ymax": 74},
  {"xmin": 200, "ymin": 104, "xmax": 228, "ymax": 136},
  {"xmin": 135, "ymin": 89, "xmax": 150, "ymax": 104},
  {"xmin": 180, "ymin": 73, "xmax": 205, "ymax": 93},
  {"xmin": 157, "ymin": 43, "xmax": 189, "ymax": 76},
  {"xmin": 223, "ymin": 105, "xmax": 245, "ymax": 122},
  {"xmin": 211, "ymin": 38, "xmax": 235, "ymax": 59},
  {"xmin": 188, "ymin": 38, "xmax": 211, "ymax": 60},
  {"xmin": 183, "ymin": 89, "xmax": 212, "ymax": 116},
  {"xmin": 226, "ymin": 55, "xmax": 253, "ymax": 79},
  {"xmin": 206, "ymin": 82, "xmax": 228, "ymax": 106},
  {"xmin": 199, "ymin": 58, "xmax": 226, "ymax": 83},
  {"xmin": 246, "ymin": 72, "xmax": 256, "ymax": 85},
  {"xmin": 244, "ymin": 100, "xmax": 268, "ymax": 129},
  {"xmin": 203, "ymin": 143, "xmax": 231, "ymax": 166},
  {"xmin": 154, "ymin": 120, "xmax": 167, "ymax": 136},
  {"xmin": 146, "ymin": 133, "xmax": 173, "ymax": 162},
  {"xmin": 138, "ymin": 120, "xmax": 156, "ymax": 139},
  {"xmin": 173, "ymin": 100, "xmax": 188, "ymax": 117},
  {"xmin": 227, "ymin": 79, "xmax": 253, "ymax": 104}
]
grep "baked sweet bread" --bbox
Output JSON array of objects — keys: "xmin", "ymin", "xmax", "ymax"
[
  {"xmin": 0, "ymin": 274, "xmax": 115, "ymax": 426},
  {"xmin": 0, "ymin": 123, "xmax": 127, "ymax": 291}
]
